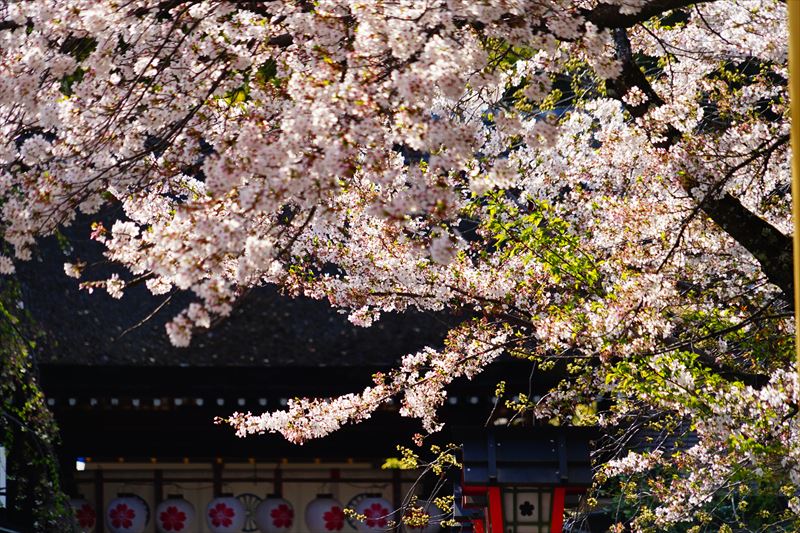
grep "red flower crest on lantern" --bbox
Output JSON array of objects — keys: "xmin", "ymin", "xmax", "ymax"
[
  {"xmin": 159, "ymin": 505, "xmax": 187, "ymax": 531},
  {"xmin": 364, "ymin": 502, "xmax": 389, "ymax": 528},
  {"xmin": 323, "ymin": 506, "xmax": 345, "ymax": 531},
  {"xmin": 208, "ymin": 502, "xmax": 235, "ymax": 528},
  {"xmin": 109, "ymin": 503, "xmax": 135, "ymax": 529},
  {"xmin": 76, "ymin": 503, "xmax": 96, "ymax": 528},
  {"xmin": 270, "ymin": 503, "xmax": 294, "ymax": 528}
]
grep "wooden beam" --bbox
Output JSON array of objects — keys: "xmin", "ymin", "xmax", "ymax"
[
  {"xmin": 154, "ymin": 469, "xmax": 163, "ymax": 505},
  {"xmin": 94, "ymin": 469, "xmax": 104, "ymax": 533},
  {"xmin": 212, "ymin": 461, "xmax": 223, "ymax": 497}
]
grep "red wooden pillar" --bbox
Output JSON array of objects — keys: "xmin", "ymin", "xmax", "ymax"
[
  {"xmin": 550, "ymin": 487, "xmax": 566, "ymax": 533},
  {"xmin": 487, "ymin": 487, "xmax": 503, "ymax": 533}
]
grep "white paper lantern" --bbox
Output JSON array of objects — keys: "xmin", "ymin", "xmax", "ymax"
[
  {"xmin": 106, "ymin": 494, "xmax": 149, "ymax": 533},
  {"xmin": 354, "ymin": 494, "xmax": 393, "ymax": 532},
  {"xmin": 254, "ymin": 494, "xmax": 294, "ymax": 533},
  {"xmin": 305, "ymin": 494, "xmax": 345, "ymax": 533},
  {"xmin": 155, "ymin": 494, "xmax": 196, "ymax": 533},
  {"xmin": 206, "ymin": 494, "xmax": 246, "ymax": 533},
  {"xmin": 403, "ymin": 500, "xmax": 444, "ymax": 533},
  {"xmin": 69, "ymin": 498, "xmax": 96, "ymax": 533}
]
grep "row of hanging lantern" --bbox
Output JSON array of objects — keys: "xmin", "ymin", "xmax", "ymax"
[{"xmin": 70, "ymin": 492, "xmax": 442, "ymax": 533}]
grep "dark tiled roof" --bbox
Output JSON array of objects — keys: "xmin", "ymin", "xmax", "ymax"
[{"xmin": 17, "ymin": 218, "xmax": 455, "ymax": 367}]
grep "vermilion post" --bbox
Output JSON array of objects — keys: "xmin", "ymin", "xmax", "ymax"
[
  {"xmin": 487, "ymin": 487, "xmax": 504, "ymax": 533},
  {"xmin": 790, "ymin": 0, "xmax": 800, "ymax": 373},
  {"xmin": 550, "ymin": 488, "xmax": 566, "ymax": 533}
]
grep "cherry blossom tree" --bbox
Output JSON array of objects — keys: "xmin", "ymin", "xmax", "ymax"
[{"xmin": 0, "ymin": 0, "xmax": 797, "ymax": 529}]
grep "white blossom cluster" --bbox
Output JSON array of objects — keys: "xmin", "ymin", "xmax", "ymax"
[
  {"xmin": 224, "ymin": 323, "xmax": 507, "ymax": 443},
  {"xmin": 603, "ymin": 371, "xmax": 800, "ymax": 529}
]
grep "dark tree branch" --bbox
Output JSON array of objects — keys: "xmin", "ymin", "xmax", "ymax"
[
  {"xmin": 609, "ymin": 28, "xmax": 793, "ymax": 300},
  {"xmin": 0, "ymin": 20, "xmax": 21, "ymax": 31},
  {"xmin": 268, "ymin": 33, "xmax": 294, "ymax": 47},
  {"xmin": 583, "ymin": 0, "xmax": 714, "ymax": 29},
  {"xmin": 608, "ymin": 29, "xmax": 668, "ymax": 112},
  {"xmin": 701, "ymin": 192, "xmax": 794, "ymax": 297}
]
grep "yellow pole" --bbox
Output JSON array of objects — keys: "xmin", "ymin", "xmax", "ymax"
[{"xmin": 791, "ymin": 0, "xmax": 800, "ymax": 370}]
